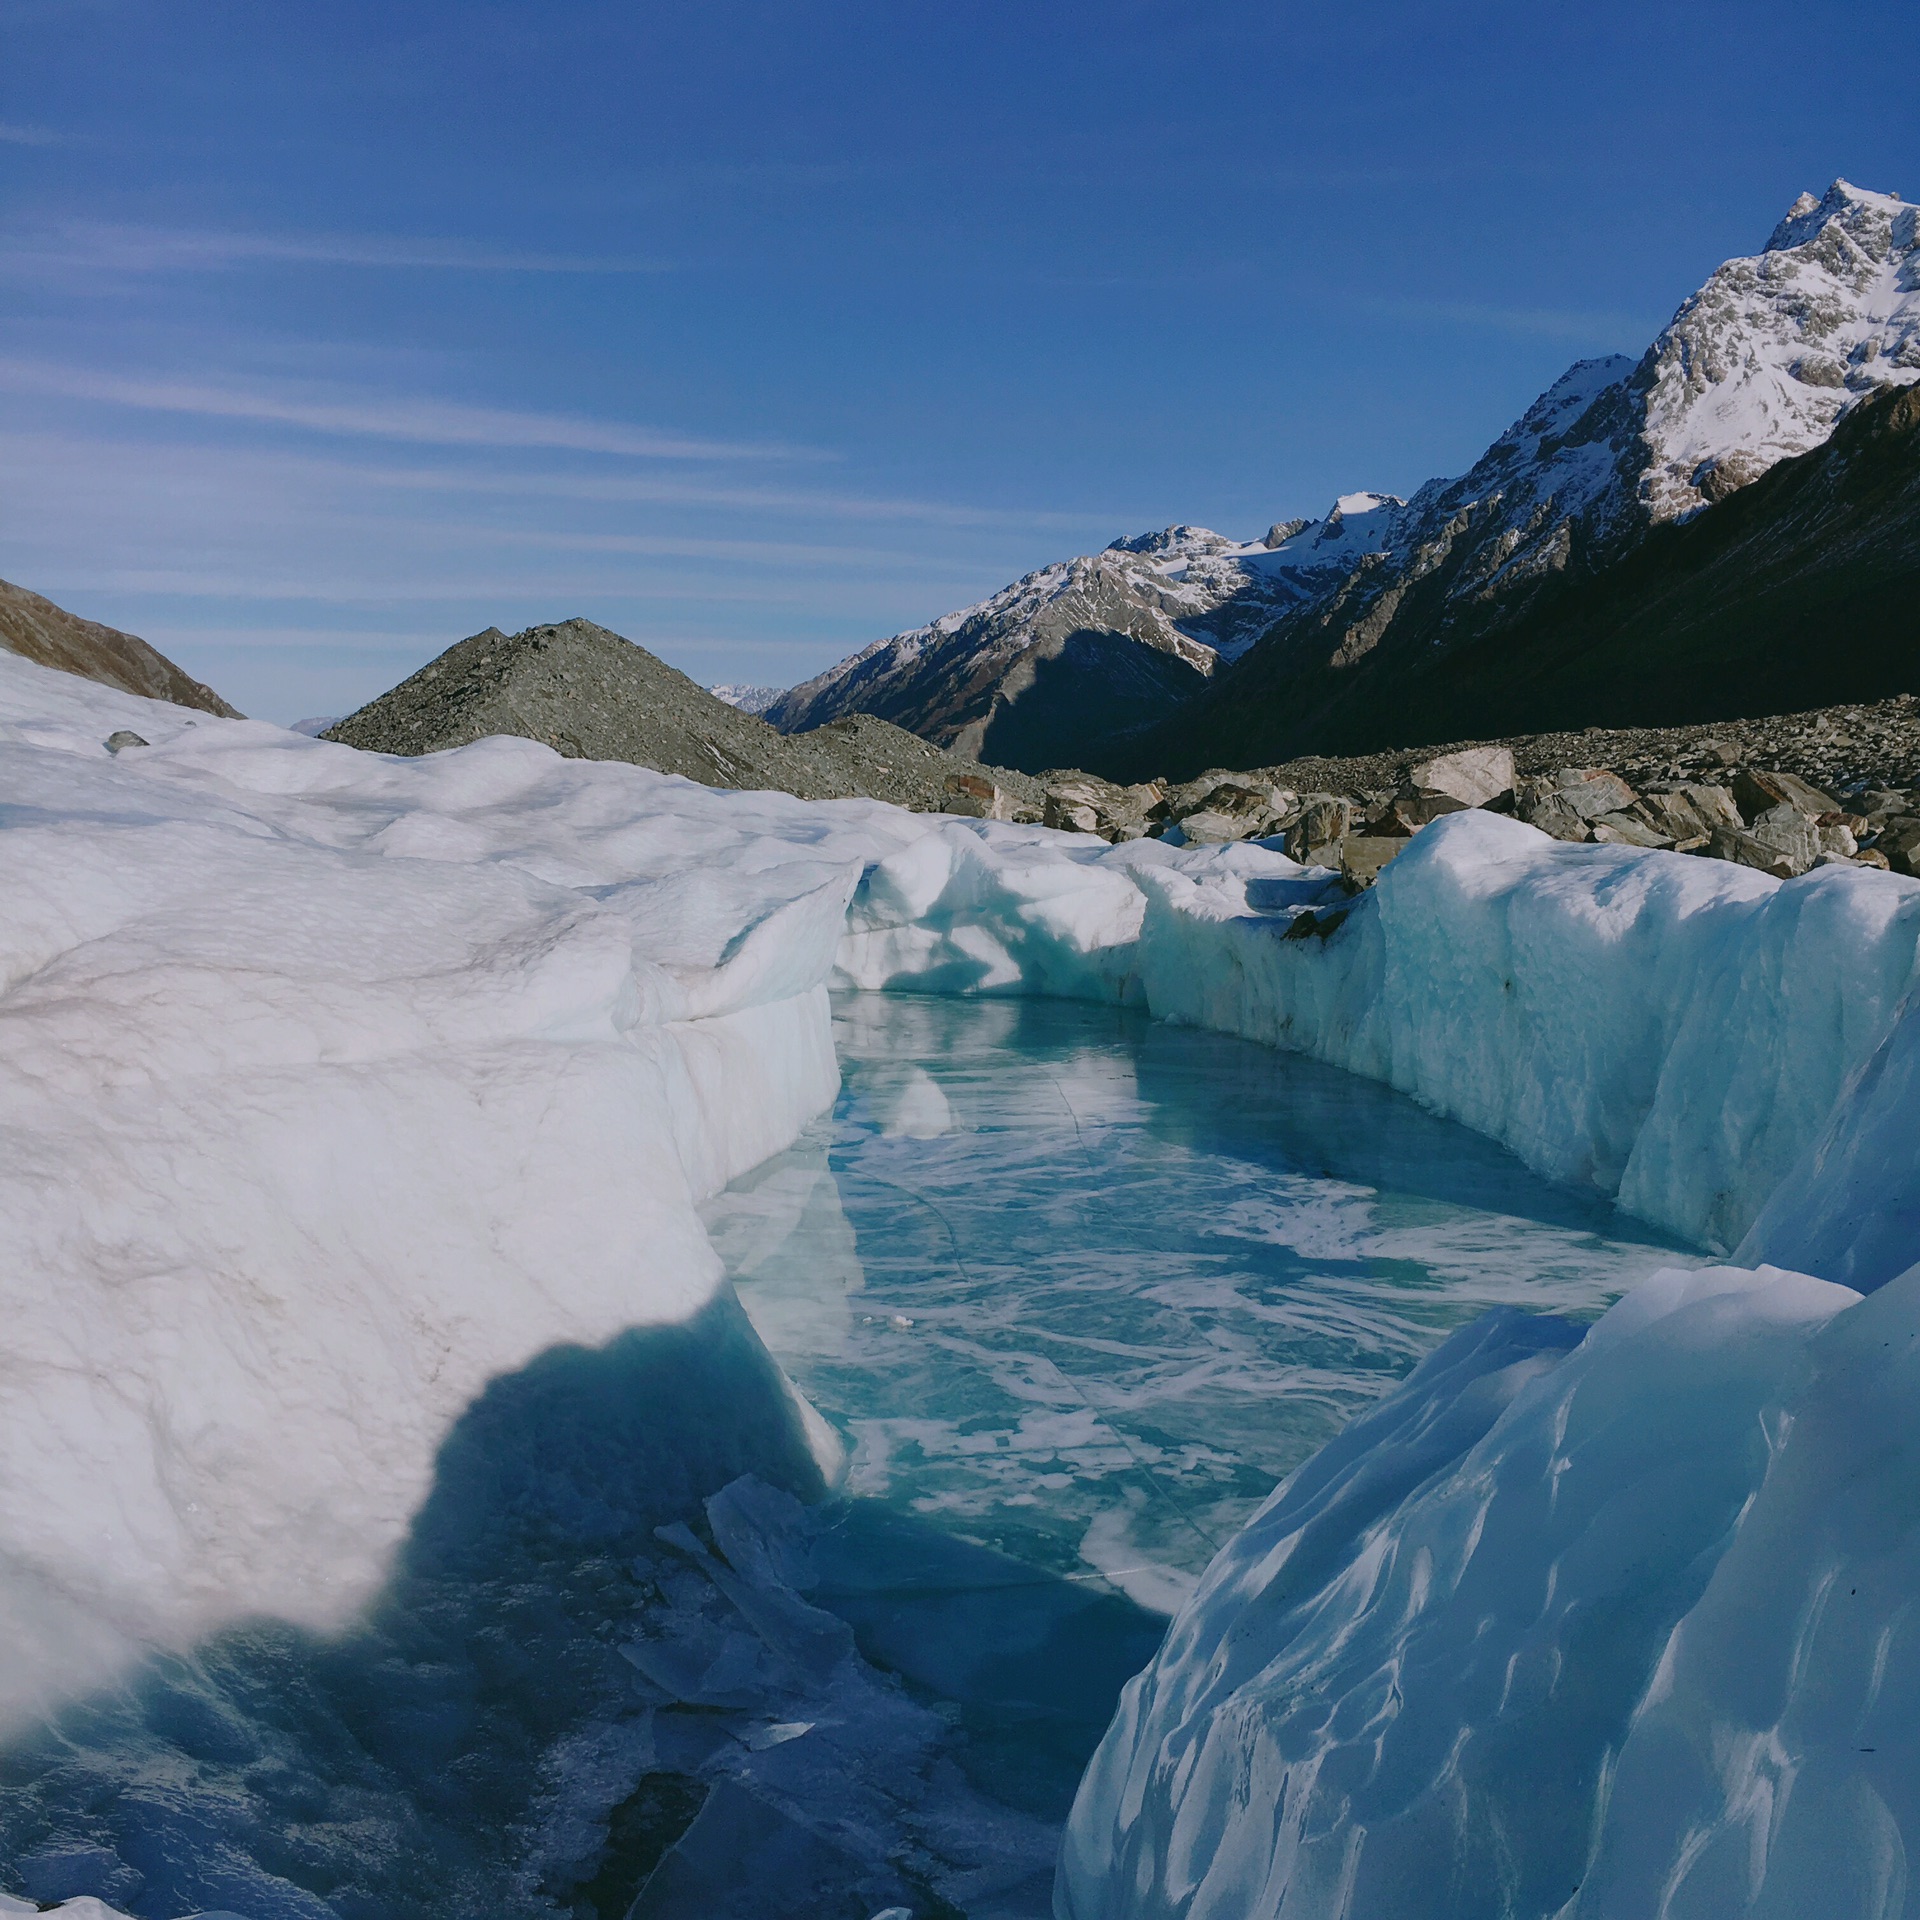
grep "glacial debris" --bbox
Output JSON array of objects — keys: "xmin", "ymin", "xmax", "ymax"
[{"xmin": 1031, "ymin": 697, "xmax": 1920, "ymax": 888}]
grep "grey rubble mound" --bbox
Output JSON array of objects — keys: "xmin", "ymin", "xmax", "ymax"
[
  {"xmin": 1242, "ymin": 695, "xmax": 1920, "ymax": 802},
  {"xmin": 0, "ymin": 577, "xmax": 240, "ymax": 717},
  {"xmin": 323, "ymin": 618, "xmax": 1047, "ymax": 814}
]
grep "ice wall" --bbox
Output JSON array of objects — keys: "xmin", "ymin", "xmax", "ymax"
[
  {"xmin": 832, "ymin": 807, "xmax": 1920, "ymax": 1917},
  {"xmin": 0, "ymin": 654, "xmax": 927, "ymax": 1727},
  {"xmin": 837, "ymin": 810, "xmax": 1920, "ymax": 1267},
  {"xmin": 1059, "ymin": 1254, "xmax": 1920, "ymax": 1920}
]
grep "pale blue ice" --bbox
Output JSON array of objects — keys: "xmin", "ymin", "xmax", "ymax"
[{"xmin": 713, "ymin": 993, "xmax": 1690, "ymax": 1620}]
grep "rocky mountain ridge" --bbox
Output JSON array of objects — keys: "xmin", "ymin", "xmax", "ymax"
[
  {"xmin": 766, "ymin": 180, "xmax": 1920, "ymax": 775},
  {"xmin": 0, "ymin": 578, "xmax": 239, "ymax": 717},
  {"xmin": 1131, "ymin": 376, "xmax": 1920, "ymax": 772},
  {"xmin": 323, "ymin": 617, "xmax": 1050, "ymax": 815}
]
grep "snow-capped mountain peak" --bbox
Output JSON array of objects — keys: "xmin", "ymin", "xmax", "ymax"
[
  {"xmin": 1765, "ymin": 177, "xmax": 1911, "ymax": 254},
  {"xmin": 708, "ymin": 681, "xmax": 785, "ymax": 716},
  {"xmin": 764, "ymin": 181, "xmax": 1920, "ymax": 773},
  {"xmin": 1637, "ymin": 178, "xmax": 1920, "ymax": 519}
]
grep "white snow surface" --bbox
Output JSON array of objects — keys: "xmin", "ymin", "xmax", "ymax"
[
  {"xmin": 15, "ymin": 655, "xmax": 1920, "ymax": 1915},
  {"xmin": 0, "ymin": 653, "xmax": 926, "ymax": 1729}
]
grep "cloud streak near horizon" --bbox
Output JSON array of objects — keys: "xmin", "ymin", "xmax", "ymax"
[
  {"xmin": 0, "ymin": 358, "xmax": 819, "ymax": 461},
  {"xmin": 1, "ymin": 219, "xmax": 672, "ymax": 275}
]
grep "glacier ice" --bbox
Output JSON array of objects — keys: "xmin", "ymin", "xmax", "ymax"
[
  {"xmin": 839, "ymin": 806, "xmax": 1920, "ymax": 1268},
  {"xmin": 1055, "ymin": 1263, "xmax": 1871, "ymax": 1920},
  {"xmin": 11, "ymin": 646, "xmax": 1920, "ymax": 1916},
  {"xmin": 711, "ymin": 993, "xmax": 1690, "ymax": 1627},
  {"xmin": 0, "ymin": 669, "xmax": 895, "ymax": 1724}
]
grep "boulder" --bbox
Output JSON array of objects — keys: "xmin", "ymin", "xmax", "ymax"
[
  {"xmin": 1747, "ymin": 803, "xmax": 1822, "ymax": 873},
  {"xmin": 1590, "ymin": 813, "xmax": 1674, "ymax": 849},
  {"xmin": 1871, "ymin": 817, "xmax": 1920, "ymax": 877},
  {"xmin": 1732, "ymin": 768, "xmax": 1839, "ymax": 822},
  {"xmin": 1638, "ymin": 784, "xmax": 1742, "ymax": 843},
  {"xmin": 942, "ymin": 772, "xmax": 1016, "ymax": 821},
  {"xmin": 1196, "ymin": 779, "xmax": 1292, "ymax": 820},
  {"xmin": 1817, "ymin": 818, "xmax": 1859, "ymax": 860},
  {"xmin": 1174, "ymin": 809, "xmax": 1246, "ymax": 846},
  {"xmin": 1338, "ymin": 835, "xmax": 1408, "ymax": 889},
  {"xmin": 1709, "ymin": 812, "xmax": 1818, "ymax": 879},
  {"xmin": 1545, "ymin": 767, "xmax": 1638, "ymax": 820},
  {"xmin": 1042, "ymin": 786, "xmax": 1103, "ymax": 834},
  {"xmin": 1284, "ymin": 794, "xmax": 1354, "ymax": 863},
  {"xmin": 1406, "ymin": 745, "xmax": 1515, "ymax": 809},
  {"xmin": 1388, "ymin": 790, "xmax": 1468, "ymax": 833},
  {"xmin": 1516, "ymin": 788, "xmax": 1591, "ymax": 843}
]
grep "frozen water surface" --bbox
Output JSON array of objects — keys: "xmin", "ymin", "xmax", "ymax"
[{"xmin": 702, "ymin": 995, "xmax": 1694, "ymax": 1819}]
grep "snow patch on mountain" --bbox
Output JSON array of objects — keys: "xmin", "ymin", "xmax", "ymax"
[
  {"xmin": 709, "ymin": 681, "xmax": 785, "ymax": 716},
  {"xmin": 1638, "ymin": 178, "xmax": 1920, "ymax": 521}
]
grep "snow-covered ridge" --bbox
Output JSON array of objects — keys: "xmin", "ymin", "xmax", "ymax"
[
  {"xmin": 708, "ymin": 680, "xmax": 784, "ymax": 715},
  {"xmin": 1639, "ymin": 177, "xmax": 1920, "ymax": 520}
]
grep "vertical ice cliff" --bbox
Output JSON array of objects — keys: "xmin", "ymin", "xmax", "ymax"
[
  {"xmin": 836, "ymin": 807, "xmax": 1920, "ymax": 1265},
  {"xmin": 0, "ymin": 654, "xmax": 928, "ymax": 1728}
]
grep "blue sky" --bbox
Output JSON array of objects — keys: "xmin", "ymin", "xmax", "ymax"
[{"xmin": 2, "ymin": 1, "xmax": 1912, "ymax": 721}]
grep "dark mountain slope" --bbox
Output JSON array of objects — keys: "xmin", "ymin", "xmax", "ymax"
[
  {"xmin": 0, "ymin": 578, "xmax": 240, "ymax": 716},
  {"xmin": 1110, "ymin": 382, "xmax": 1920, "ymax": 779}
]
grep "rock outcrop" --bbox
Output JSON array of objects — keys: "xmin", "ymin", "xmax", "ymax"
[
  {"xmin": 0, "ymin": 578, "xmax": 239, "ymax": 717},
  {"xmin": 325, "ymin": 617, "xmax": 1047, "ymax": 815}
]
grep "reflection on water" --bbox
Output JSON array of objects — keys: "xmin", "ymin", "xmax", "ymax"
[{"xmin": 712, "ymin": 993, "xmax": 1693, "ymax": 1618}]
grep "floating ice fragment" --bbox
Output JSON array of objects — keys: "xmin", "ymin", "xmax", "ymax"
[{"xmin": 744, "ymin": 1719, "xmax": 814, "ymax": 1749}]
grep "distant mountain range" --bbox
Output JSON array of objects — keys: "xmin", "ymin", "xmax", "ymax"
[{"xmin": 764, "ymin": 180, "xmax": 1920, "ymax": 777}]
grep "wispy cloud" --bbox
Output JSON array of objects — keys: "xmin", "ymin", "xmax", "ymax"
[
  {"xmin": 2, "ymin": 219, "xmax": 669, "ymax": 274},
  {"xmin": 450, "ymin": 524, "xmax": 979, "ymax": 571},
  {"xmin": 33, "ymin": 564, "xmax": 977, "ymax": 609},
  {"xmin": 0, "ymin": 122, "xmax": 62, "ymax": 146},
  {"xmin": 360, "ymin": 459, "xmax": 1118, "ymax": 532},
  {"xmin": 0, "ymin": 358, "xmax": 820, "ymax": 461},
  {"xmin": 0, "ymin": 427, "xmax": 1127, "ymax": 534}
]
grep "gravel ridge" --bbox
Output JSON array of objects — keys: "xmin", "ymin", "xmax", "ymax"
[{"xmin": 323, "ymin": 617, "xmax": 1047, "ymax": 813}]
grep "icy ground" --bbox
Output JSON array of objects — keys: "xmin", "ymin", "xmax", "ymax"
[
  {"xmin": 715, "ymin": 995, "xmax": 1686, "ymax": 1626},
  {"xmin": 9, "ymin": 650, "xmax": 1920, "ymax": 1917}
]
